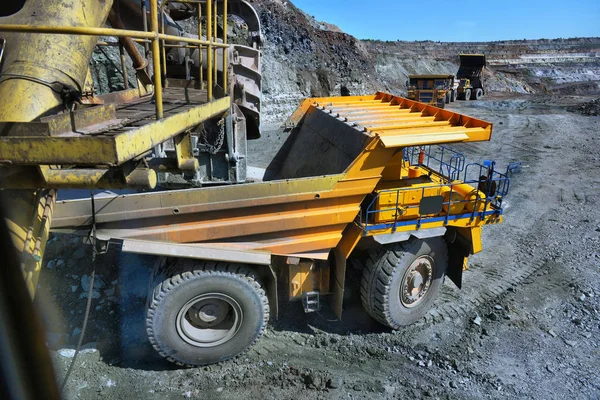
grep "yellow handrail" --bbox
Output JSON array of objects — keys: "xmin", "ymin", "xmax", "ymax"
[
  {"xmin": 150, "ymin": 0, "xmax": 163, "ymax": 119},
  {"xmin": 0, "ymin": 24, "xmax": 229, "ymax": 48},
  {"xmin": 0, "ymin": 0, "xmax": 230, "ymax": 118},
  {"xmin": 223, "ymin": 0, "xmax": 228, "ymax": 92},
  {"xmin": 206, "ymin": 0, "xmax": 213, "ymax": 100}
]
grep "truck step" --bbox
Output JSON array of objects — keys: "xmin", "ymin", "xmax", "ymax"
[{"xmin": 302, "ymin": 291, "xmax": 321, "ymax": 313}]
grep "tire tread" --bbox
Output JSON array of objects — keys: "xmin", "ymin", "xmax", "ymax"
[
  {"xmin": 146, "ymin": 259, "xmax": 269, "ymax": 367},
  {"xmin": 360, "ymin": 238, "xmax": 446, "ymax": 329}
]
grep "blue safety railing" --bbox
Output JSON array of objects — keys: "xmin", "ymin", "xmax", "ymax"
[
  {"xmin": 359, "ymin": 159, "xmax": 510, "ymax": 234},
  {"xmin": 464, "ymin": 161, "xmax": 510, "ymax": 205},
  {"xmin": 403, "ymin": 145, "xmax": 466, "ymax": 181}
]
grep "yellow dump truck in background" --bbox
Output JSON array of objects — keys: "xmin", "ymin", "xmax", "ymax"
[
  {"xmin": 0, "ymin": 0, "xmax": 509, "ymax": 366},
  {"xmin": 457, "ymin": 54, "xmax": 487, "ymax": 100},
  {"xmin": 406, "ymin": 74, "xmax": 457, "ymax": 107},
  {"xmin": 407, "ymin": 54, "xmax": 487, "ymax": 106}
]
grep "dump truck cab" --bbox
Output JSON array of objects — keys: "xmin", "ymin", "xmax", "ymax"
[{"xmin": 456, "ymin": 54, "xmax": 486, "ymax": 101}]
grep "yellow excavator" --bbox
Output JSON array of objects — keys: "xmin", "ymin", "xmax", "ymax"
[{"xmin": 0, "ymin": 0, "xmax": 509, "ymax": 366}]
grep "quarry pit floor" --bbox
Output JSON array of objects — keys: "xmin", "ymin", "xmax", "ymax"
[{"xmin": 40, "ymin": 93, "xmax": 600, "ymax": 399}]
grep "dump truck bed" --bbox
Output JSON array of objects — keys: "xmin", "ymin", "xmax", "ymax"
[
  {"xmin": 458, "ymin": 54, "xmax": 486, "ymax": 79},
  {"xmin": 52, "ymin": 92, "xmax": 492, "ymax": 259}
]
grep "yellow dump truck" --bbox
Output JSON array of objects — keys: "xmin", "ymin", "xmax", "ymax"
[
  {"xmin": 0, "ymin": 1, "xmax": 509, "ymax": 366},
  {"xmin": 457, "ymin": 54, "xmax": 486, "ymax": 100},
  {"xmin": 406, "ymin": 74, "xmax": 457, "ymax": 108}
]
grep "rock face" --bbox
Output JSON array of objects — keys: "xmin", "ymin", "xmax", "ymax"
[
  {"xmin": 251, "ymin": 0, "xmax": 379, "ymax": 123},
  {"xmin": 246, "ymin": 0, "xmax": 600, "ymax": 122},
  {"xmin": 90, "ymin": 0, "xmax": 600, "ymax": 123}
]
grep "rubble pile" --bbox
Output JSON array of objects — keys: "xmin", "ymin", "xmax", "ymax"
[{"xmin": 568, "ymin": 98, "xmax": 600, "ymax": 116}]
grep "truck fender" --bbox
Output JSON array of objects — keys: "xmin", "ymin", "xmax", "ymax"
[
  {"xmin": 443, "ymin": 227, "xmax": 482, "ymax": 289},
  {"xmin": 373, "ymin": 227, "xmax": 447, "ymax": 245}
]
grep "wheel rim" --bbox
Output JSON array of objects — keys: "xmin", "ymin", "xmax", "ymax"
[
  {"xmin": 400, "ymin": 256, "xmax": 434, "ymax": 308},
  {"xmin": 176, "ymin": 293, "xmax": 243, "ymax": 348}
]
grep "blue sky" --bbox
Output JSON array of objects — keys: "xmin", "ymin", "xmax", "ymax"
[{"xmin": 291, "ymin": 0, "xmax": 600, "ymax": 42}]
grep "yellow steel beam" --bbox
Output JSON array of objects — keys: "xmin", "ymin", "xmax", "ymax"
[
  {"xmin": 213, "ymin": 0, "xmax": 218, "ymax": 86},
  {"xmin": 341, "ymin": 109, "xmax": 415, "ymax": 118},
  {"xmin": 3, "ymin": 190, "xmax": 55, "ymax": 297},
  {"xmin": 0, "ymin": 24, "xmax": 229, "ymax": 48},
  {"xmin": 378, "ymin": 133, "xmax": 469, "ymax": 148},
  {"xmin": 336, "ymin": 223, "xmax": 364, "ymax": 259},
  {"xmin": 0, "ymin": 24, "xmax": 156, "ymax": 39},
  {"xmin": 150, "ymin": 0, "xmax": 163, "ymax": 119},
  {"xmin": 116, "ymin": 202, "xmax": 360, "ymax": 243},
  {"xmin": 361, "ymin": 118, "xmax": 439, "ymax": 127},
  {"xmin": 198, "ymin": 2, "xmax": 203, "ymax": 87},
  {"xmin": 321, "ymin": 100, "xmax": 384, "ymax": 106},
  {"xmin": 367, "ymin": 121, "xmax": 454, "ymax": 131},
  {"xmin": 375, "ymin": 125, "xmax": 489, "ymax": 137},
  {"xmin": 288, "ymin": 260, "xmax": 314, "ymax": 299},
  {"xmin": 174, "ymin": 132, "xmax": 200, "ymax": 171},
  {"xmin": 350, "ymin": 116, "xmax": 436, "ymax": 125},
  {"xmin": 1, "ymin": 167, "xmax": 157, "ymax": 189},
  {"xmin": 328, "ymin": 104, "xmax": 406, "ymax": 111},
  {"xmin": 0, "ymin": 96, "xmax": 231, "ymax": 165},
  {"xmin": 268, "ymin": 234, "xmax": 341, "ymax": 256},
  {"xmin": 206, "ymin": 0, "xmax": 213, "ymax": 100},
  {"xmin": 313, "ymin": 95, "xmax": 384, "ymax": 104},
  {"xmin": 457, "ymin": 226, "xmax": 483, "ymax": 254},
  {"xmin": 223, "ymin": 0, "xmax": 228, "ymax": 92},
  {"xmin": 52, "ymin": 175, "xmax": 344, "ymax": 228}
]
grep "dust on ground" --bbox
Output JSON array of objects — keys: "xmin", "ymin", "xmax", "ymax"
[{"xmin": 39, "ymin": 93, "xmax": 600, "ymax": 399}]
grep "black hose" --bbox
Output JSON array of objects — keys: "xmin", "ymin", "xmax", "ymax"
[{"xmin": 60, "ymin": 191, "xmax": 98, "ymax": 394}]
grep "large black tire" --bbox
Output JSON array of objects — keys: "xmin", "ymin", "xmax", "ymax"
[
  {"xmin": 464, "ymin": 89, "xmax": 471, "ymax": 101},
  {"xmin": 474, "ymin": 88, "xmax": 484, "ymax": 100},
  {"xmin": 360, "ymin": 238, "xmax": 448, "ymax": 328},
  {"xmin": 147, "ymin": 260, "xmax": 269, "ymax": 366}
]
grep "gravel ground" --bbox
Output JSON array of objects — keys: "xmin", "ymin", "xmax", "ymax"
[{"xmin": 38, "ymin": 93, "xmax": 600, "ymax": 399}]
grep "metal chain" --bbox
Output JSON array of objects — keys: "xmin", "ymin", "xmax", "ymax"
[
  {"xmin": 200, "ymin": 118, "xmax": 226, "ymax": 155},
  {"xmin": 0, "ymin": 38, "xmax": 5, "ymax": 67}
]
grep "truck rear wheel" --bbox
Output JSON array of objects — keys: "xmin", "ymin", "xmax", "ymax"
[
  {"xmin": 474, "ymin": 88, "xmax": 484, "ymax": 100},
  {"xmin": 360, "ymin": 238, "xmax": 448, "ymax": 328},
  {"xmin": 147, "ymin": 260, "xmax": 269, "ymax": 366},
  {"xmin": 464, "ymin": 89, "xmax": 471, "ymax": 101}
]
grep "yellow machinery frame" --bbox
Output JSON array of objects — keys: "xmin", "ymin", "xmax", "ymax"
[{"xmin": 0, "ymin": 0, "xmax": 234, "ymax": 296}]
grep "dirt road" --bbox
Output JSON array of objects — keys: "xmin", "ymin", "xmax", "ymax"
[{"xmin": 41, "ymin": 94, "xmax": 600, "ymax": 399}]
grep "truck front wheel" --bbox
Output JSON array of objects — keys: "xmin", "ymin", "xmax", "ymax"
[
  {"xmin": 360, "ymin": 238, "xmax": 448, "ymax": 328},
  {"xmin": 146, "ymin": 260, "xmax": 269, "ymax": 366}
]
